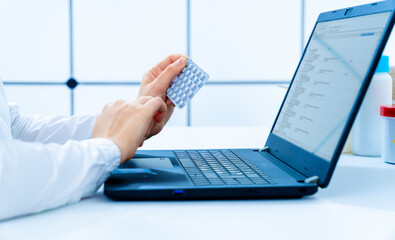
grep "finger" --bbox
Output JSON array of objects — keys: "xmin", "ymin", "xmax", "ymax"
[
  {"xmin": 166, "ymin": 98, "xmax": 176, "ymax": 107},
  {"xmin": 152, "ymin": 102, "xmax": 175, "ymax": 135},
  {"xmin": 163, "ymin": 103, "xmax": 175, "ymax": 123},
  {"xmin": 153, "ymin": 99, "xmax": 171, "ymax": 123},
  {"xmin": 135, "ymin": 96, "xmax": 154, "ymax": 104},
  {"xmin": 156, "ymin": 54, "xmax": 188, "ymax": 72},
  {"xmin": 144, "ymin": 97, "xmax": 167, "ymax": 116},
  {"xmin": 145, "ymin": 119, "xmax": 154, "ymax": 138},
  {"xmin": 153, "ymin": 57, "xmax": 187, "ymax": 91},
  {"xmin": 154, "ymin": 111, "xmax": 165, "ymax": 123},
  {"xmin": 113, "ymin": 99, "xmax": 127, "ymax": 105},
  {"xmin": 147, "ymin": 54, "xmax": 189, "ymax": 79},
  {"xmin": 146, "ymin": 101, "xmax": 175, "ymax": 139}
]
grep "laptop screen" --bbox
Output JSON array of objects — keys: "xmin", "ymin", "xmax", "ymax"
[{"xmin": 272, "ymin": 11, "xmax": 391, "ymax": 161}]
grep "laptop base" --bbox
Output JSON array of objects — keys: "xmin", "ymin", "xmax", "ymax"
[{"xmin": 104, "ymin": 186, "xmax": 318, "ymax": 201}]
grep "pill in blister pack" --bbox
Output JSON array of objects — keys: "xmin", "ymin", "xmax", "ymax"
[{"xmin": 166, "ymin": 58, "xmax": 209, "ymax": 109}]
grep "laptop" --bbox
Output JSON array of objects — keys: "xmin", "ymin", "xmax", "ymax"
[{"xmin": 105, "ymin": 1, "xmax": 395, "ymax": 200}]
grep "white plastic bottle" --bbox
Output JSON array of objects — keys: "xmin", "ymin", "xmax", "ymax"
[{"xmin": 352, "ymin": 55, "xmax": 392, "ymax": 156}]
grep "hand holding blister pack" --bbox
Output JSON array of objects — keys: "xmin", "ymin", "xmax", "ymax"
[{"xmin": 166, "ymin": 59, "xmax": 209, "ymax": 109}]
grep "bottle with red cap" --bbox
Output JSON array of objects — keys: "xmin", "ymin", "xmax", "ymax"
[
  {"xmin": 380, "ymin": 105, "xmax": 395, "ymax": 164},
  {"xmin": 352, "ymin": 55, "xmax": 392, "ymax": 156}
]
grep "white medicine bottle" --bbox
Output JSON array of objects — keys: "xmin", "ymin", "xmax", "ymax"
[{"xmin": 352, "ymin": 55, "xmax": 392, "ymax": 156}]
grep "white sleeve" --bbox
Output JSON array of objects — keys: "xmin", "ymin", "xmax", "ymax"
[
  {"xmin": 0, "ymin": 138, "xmax": 120, "ymax": 221},
  {"xmin": 8, "ymin": 103, "xmax": 97, "ymax": 144}
]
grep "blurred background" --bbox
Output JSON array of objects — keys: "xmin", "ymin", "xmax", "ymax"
[{"xmin": 0, "ymin": 0, "xmax": 394, "ymax": 127}]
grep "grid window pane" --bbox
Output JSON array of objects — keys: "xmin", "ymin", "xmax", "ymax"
[
  {"xmin": 0, "ymin": 0, "xmax": 69, "ymax": 82},
  {"xmin": 4, "ymin": 85, "xmax": 70, "ymax": 116},
  {"xmin": 74, "ymin": 0, "xmax": 187, "ymax": 82},
  {"xmin": 74, "ymin": 85, "xmax": 187, "ymax": 126},
  {"xmin": 191, "ymin": 0, "xmax": 301, "ymax": 82},
  {"xmin": 191, "ymin": 85, "xmax": 288, "ymax": 127}
]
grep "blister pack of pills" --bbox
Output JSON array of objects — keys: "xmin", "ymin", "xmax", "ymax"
[{"xmin": 166, "ymin": 59, "xmax": 209, "ymax": 109}]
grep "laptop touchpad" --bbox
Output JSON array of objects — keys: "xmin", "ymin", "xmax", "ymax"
[{"xmin": 121, "ymin": 158, "xmax": 174, "ymax": 169}]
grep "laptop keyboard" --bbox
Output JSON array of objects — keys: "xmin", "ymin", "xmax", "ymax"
[{"xmin": 175, "ymin": 150, "xmax": 275, "ymax": 186}]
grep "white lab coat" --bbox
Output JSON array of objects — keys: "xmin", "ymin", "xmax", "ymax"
[{"xmin": 0, "ymin": 81, "xmax": 121, "ymax": 221}]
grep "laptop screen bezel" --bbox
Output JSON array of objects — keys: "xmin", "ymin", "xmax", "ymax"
[{"xmin": 265, "ymin": 1, "xmax": 395, "ymax": 188}]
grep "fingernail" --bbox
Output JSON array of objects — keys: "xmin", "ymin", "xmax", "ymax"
[
  {"xmin": 166, "ymin": 98, "xmax": 173, "ymax": 105},
  {"xmin": 177, "ymin": 57, "xmax": 186, "ymax": 67},
  {"xmin": 154, "ymin": 111, "xmax": 165, "ymax": 122}
]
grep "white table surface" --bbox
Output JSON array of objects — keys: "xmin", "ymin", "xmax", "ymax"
[{"xmin": 1, "ymin": 127, "xmax": 395, "ymax": 240}]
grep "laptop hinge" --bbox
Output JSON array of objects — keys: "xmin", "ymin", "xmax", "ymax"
[
  {"xmin": 304, "ymin": 176, "xmax": 319, "ymax": 184},
  {"xmin": 258, "ymin": 146, "xmax": 269, "ymax": 152}
]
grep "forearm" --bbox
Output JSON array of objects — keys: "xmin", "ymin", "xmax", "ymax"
[
  {"xmin": 0, "ymin": 138, "xmax": 120, "ymax": 221},
  {"xmin": 11, "ymin": 113, "xmax": 97, "ymax": 144}
]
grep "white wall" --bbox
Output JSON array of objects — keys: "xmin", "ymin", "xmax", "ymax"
[{"xmin": 1, "ymin": 0, "xmax": 392, "ymax": 126}]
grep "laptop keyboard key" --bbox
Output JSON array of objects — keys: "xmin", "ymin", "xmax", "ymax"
[
  {"xmin": 202, "ymin": 172, "xmax": 219, "ymax": 179},
  {"xmin": 178, "ymin": 158, "xmax": 195, "ymax": 168},
  {"xmin": 246, "ymin": 173, "xmax": 260, "ymax": 178},
  {"xmin": 238, "ymin": 179, "xmax": 253, "ymax": 185},
  {"xmin": 208, "ymin": 179, "xmax": 225, "ymax": 185},
  {"xmin": 251, "ymin": 178, "xmax": 268, "ymax": 185},
  {"xmin": 223, "ymin": 179, "xmax": 239, "ymax": 185}
]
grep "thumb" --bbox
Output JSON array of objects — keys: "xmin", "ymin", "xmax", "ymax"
[{"xmin": 153, "ymin": 57, "xmax": 187, "ymax": 90}]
